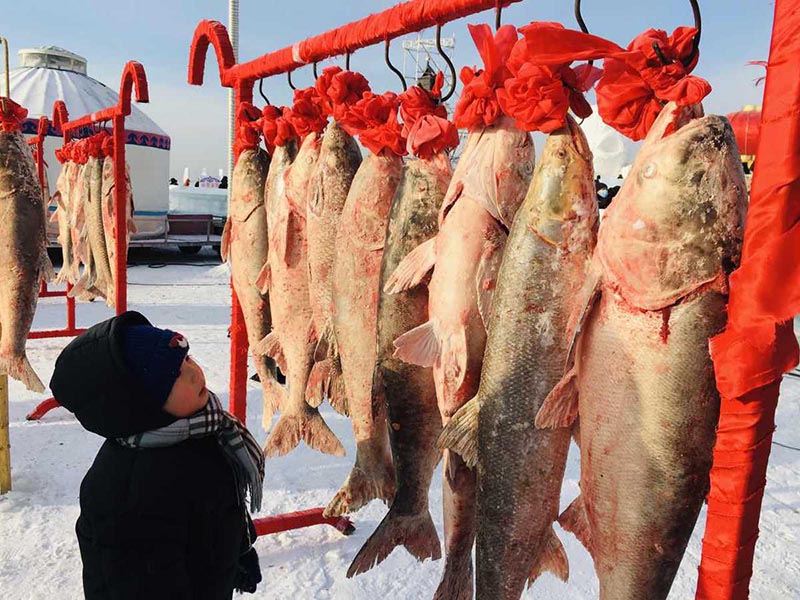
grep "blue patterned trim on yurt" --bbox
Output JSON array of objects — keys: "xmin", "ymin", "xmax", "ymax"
[{"xmin": 22, "ymin": 119, "xmax": 171, "ymax": 151}]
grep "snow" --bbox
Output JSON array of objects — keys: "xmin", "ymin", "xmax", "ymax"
[{"xmin": 1, "ymin": 248, "xmax": 798, "ymax": 599}]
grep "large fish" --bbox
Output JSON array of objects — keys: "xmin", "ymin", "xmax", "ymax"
[
  {"xmin": 325, "ymin": 150, "xmax": 404, "ymax": 517},
  {"xmin": 542, "ymin": 103, "xmax": 747, "ymax": 600},
  {"xmin": 305, "ymin": 121, "xmax": 361, "ymax": 415},
  {"xmin": 347, "ymin": 151, "xmax": 452, "ymax": 577},
  {"xmin": 0, "ymin": 126, "xmax": 53, "ymax": 391},
  {"xmin": 222, "ymin": 146, "xmax": 282, "ymax": 426},
  {"xmin": 440, "ymin": 117, "xmax": 598, "ymax": 598},
  {"xmin": 73, "ymin": 155, "xmax": 114, "ymax": 305},
  {"xmin": 255, "ymin": 133, "xmax": 344, "ymax": 456},
  {"xmin": 52, "ymin": 160, "xmax": 75, "ymax": 285},
  {"xmin": 101, "ymin": 154, "xmax": 136, "ymax": 283},
  {"xmin": 386, "ymin": 116, "xmax": 534, "ymax": 600}
]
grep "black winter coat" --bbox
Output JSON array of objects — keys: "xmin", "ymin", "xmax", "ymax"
[{"xmin": 51, "ymin": 312, "xmax": 260, "ymax": 599}]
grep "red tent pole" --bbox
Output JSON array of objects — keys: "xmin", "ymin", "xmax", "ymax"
[{"xmin": 696, "ymin": 1, "xmax": 800, "ymax": 598}]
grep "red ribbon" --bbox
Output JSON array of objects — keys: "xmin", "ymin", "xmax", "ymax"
[
  {"xmin": 340, "ymin": 91, "xmax": 407, "ymax": 157},
  {"xmin": 260, "ymin": 105, "xmax": 298, "ymax": 153},
  {"xmin": 315, "ymin": 66, "xmax": 371, "ymax": 122},
  {"xmin": 0, "ymin": 98, "xmax": 29, "ymax": 133},
  {"xmin": 101, "ymin": 134, "xmax": 114, "ymax": 158},
  {"xmin": 398, "ymin": 74, "xmax": 458, "ymax": 159},
  {"xmin": 286, "ymin": 86, "xmax": 328, "ymax": 139},
  {"xmin": 516, "ymin": 23, "xmax": 711, "ymax": 141},
  {"xmin": 233, "ymin": 102, "xmax": 263, "ymax": 157},
  {"xmin": 453, "ymin": 23, "xmax": 518, "ymax": 130}
]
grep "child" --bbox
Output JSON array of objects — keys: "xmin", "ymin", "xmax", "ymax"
[{"xmin": 50, "ymin": 311, "xmax": 264, "ymax": 599}]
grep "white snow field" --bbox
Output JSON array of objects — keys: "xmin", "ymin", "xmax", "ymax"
[{"xmin": 1, "ymin": 250, "xmax": 798, "ymax": 599}]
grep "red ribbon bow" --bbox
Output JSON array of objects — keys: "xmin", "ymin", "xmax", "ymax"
[
  {"xmin": 315, "ymin": 66, "xmax": 371, "ymax": 122},
  {"xmin": 0, "ymin": 98, "xmax": 29, "ymax": 133},
  {"xmin": 286, "ymin": 87, "xmax": 328, "ymax": 139},
  {"xmin": 399, "ymin": 72, "xmax": 447, "ymax": 134},
  {"xmin": 514, "ymin": 23, "xmax": 711, "ymax": 140},
  {"xmin": 497, "ymin": 22, "xmax": 602, "ymax": 133},
  {"xmin": 260, "ymin": 105, "xmax": 297, "ymax": 153},
  {"xmin": 453, "ymin": 23, "xmax": 518, "ymax": 130},
  {"xmin": 398, "ymin": 74, "xmax": 458, "ymax": 159},
  {"xmin": 340, "ymin": 91, "xmax": 407, "ymax": 157},
  {"xmin": 101, "ymin": 134, "xmax": 114, "ymax": 158},
  {"xmin": 233, "ymin": 102, "xmax": 264, "ymax": 157}
]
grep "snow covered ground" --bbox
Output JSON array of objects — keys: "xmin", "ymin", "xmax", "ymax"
[{"xmin": 1, "ymin": 249, "xmax": 798, "ymax": 599}]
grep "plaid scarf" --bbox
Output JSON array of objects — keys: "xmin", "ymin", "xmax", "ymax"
[{"xmin": 118, "ymin": 391, "xmax": 265, "ymax": 512}]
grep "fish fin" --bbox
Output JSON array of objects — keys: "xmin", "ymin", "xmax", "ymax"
[
  {"xmin": 220, "ymin": 218, "xmax": 232, "ymax": 262},
  {"xmin": 441, "ymin": 323, "xmax": 468, "ymax": 397},
  {"xmin": 433, "ymin": 547, "xmax": 473, "ymax": 600},
  {"xmin": 264, "ymin": 406, "xmax": 345, "ymax": 457},
  {"xmin": 255, "ymin": 262, "xmax": 272, "ymax": 295},
  {"xmin": 260, "ymin": 377, "xmax": 286, "ymax": 432},
  {"xmin": 305, "ymin": 355, "xmax": 348, "ymax": 416},
  {"xmin": 571, "ymin": 417, "xmax": 581, "ymax": 448},
  {"xmin": 327, "ymin": 356, "xmax": 349, "ymax": 416},
  {"xmin": 312, "ymin": 321, "xmax": 336, "ymax": 363},
  {"xmin": 564, "ymin": 268, "xmax": 603, "ymax": 370},
  {"xmin": 438, "ymin": 396, "xmax": 480, "ymax": 468},
  {"xmin": 347, "ymin": 510, "xmax": 441, "ymax": 578},
  {"xmin": 392, "ymin": 320, "xmax": 440, "ymax": 368},
  {"xmin": 127, "ymin": 218, "xmax": 137, "ymax": 234},
  {"xmin": 475, "ymin": 234, "xmax": 505, "ymax": 330},
  {"xmin": 305, "ymin": 358, "xmax": 329, "ymax": 408},
  {"xmin": 528, "ymin": 526, "xmax": 570, "ymax": 586},
  {"xmin": 535, "ymin": 367, "xmax": 579, "ymax": 429},
  {"xmin": 40, "ymin": 251, "xmax": 56, "ymax": 284},
  {"xmin": 324, "ymin": 462, "xmax": 396, "ymax": 518},
  {"xmin": 0, "ymin": 354, "xmax": 45, "ymax": 393},
  {"xmin": 273, "ymin": 204, "xmax": 296, "ymax": 265},
  {"xmin": 558, "ymin": 495, "xmax": 593, "ymax": 556},
  {"xmin": 253, "ymin": 332, "xmax": 287, "ymax": 373},
  {"xmin": 383, "ymin": 237, "xmax": 436, "ymax": 294}
]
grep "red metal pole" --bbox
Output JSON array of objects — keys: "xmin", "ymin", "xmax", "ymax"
[{"xmin": 113, "ymin": 114, "xmax": 127, "ymax": 315}]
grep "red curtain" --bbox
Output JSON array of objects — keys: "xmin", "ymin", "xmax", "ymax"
[{"xmin": 696, "ymin": 1, "xmax": 800, "ymax": 598}]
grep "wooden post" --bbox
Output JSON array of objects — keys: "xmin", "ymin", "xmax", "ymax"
[{"xmin": 0, "ymin": 372, "xmax": 10, "ymax": 494}]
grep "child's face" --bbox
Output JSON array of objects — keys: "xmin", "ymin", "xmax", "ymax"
[{"xmin": 163, "ymin": 355, "xmax": 208, "ymax": 417}]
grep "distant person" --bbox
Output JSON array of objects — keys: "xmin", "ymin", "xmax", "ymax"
[
  {"xmin": 194, "ymin": 180, "xmax": 200, "ymax": 188},
  {"xmin": 169, "ymin": 177, "xmax": 178, "ymax": 186},
  {"xmin": 219, "ymin": 176, "xmax": 228, "ymax": 190},
  {"xmin": 50, "ymin": 312, "xmax": 264, "ymax": 599}
]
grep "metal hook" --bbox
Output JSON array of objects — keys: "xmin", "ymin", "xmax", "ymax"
[
  {"xmin": 385, "ymin": 39, "xmax": 407, "ymax": 91},
  {"xmin": 313, "ymin": 62, "xmax": 319, "ymax": 80},
  {"xmin": 652, "ymin": 0, "xmax": 702, "ymax": 67},
  {"xmin": 436, "ymin": 25, "xmax": 457, "ymax": 103},
  {"xmin": 345, "ymin": 51, "xmax": 351, "ymax": 71},
  {"xmin": 287, "ymin": 71, "xmax": 296, "ymax": 91},
  {"xmin": 573, "ymin": 0, "xmax": 594, "ymax": 67},
  {"xmin": 258, "ymin": 78, "xmax": 270, "ymax": 105},
  {"xmin": 495, "ymin": 3, "xmax": 502, "ymax": 31}
]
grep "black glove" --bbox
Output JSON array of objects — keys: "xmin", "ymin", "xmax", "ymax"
[{"xmin": 234, "ymin": 516, "xmax": 262, "ymax": 594}]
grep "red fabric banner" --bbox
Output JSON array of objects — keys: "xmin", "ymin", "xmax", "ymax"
[{"xmin": 696, "ymin": 1, "xmax": 800, "ymax": 598}]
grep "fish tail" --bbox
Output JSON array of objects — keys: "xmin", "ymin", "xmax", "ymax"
[
  {"xmin": 346, "ymin": 509, "xmax": 441, "ymax": 578},
  {"xmin": 0, "ymin": 353, "xmax": 45, "ymax": 393},
  {"xmin": 558, "ymin": 494, "xmax": 593, "ymax": 556},
  {"xmin": 263, "ymin": 406, "xmax": 345, "ymax": 458},
  {"xmin": 305, "ymin": 355, "xmax": 349, "ymax": 416},
  {"xmin": 438, "ymin": 396, "xmax": 480, "ymax": 467},
  {"xmin": 259, "ymin": 369, "xmax": 283, "ymax": 431},
  {"xmin": 433, "ymin": 549, "xmax": 474, "ymax": 600},
  {"xmin": 527, "ymin": 526, "xmax": 570, "ymax": 586},
  {"xmin": 535, "ymin": 367, "xmax": 579, "ymax": 429},
  {"xmin": 324, "ymin": 456, "xmax": 396, "ymax": 518}
]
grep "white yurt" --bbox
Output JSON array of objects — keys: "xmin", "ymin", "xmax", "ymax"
[
  {"xmin": 11, "ymin": 46, "xmax": 170, "ymax": 238},
  {"xmin": 581, "ymin": 104, "xmax": 640, "ymax": 184}
]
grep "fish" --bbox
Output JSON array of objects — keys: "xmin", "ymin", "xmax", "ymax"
[
  {"xmin": 101, "ymin": 155, "xmax": 136, "ymax": 284},
  {"xmin": 440, "ymin": 116, "xmax": 598, "ymax": 598},
  {"xmin": 305, "ymin": 121, "xmax": 362, "ymax": 416},
  {"xmin": 324, "ymin": 150, "xmax": 405, "ymax": 517},
  {"xmin": 52, "ymin": 161, "xmax": 75, "ymax": 285},
  {"xmin": 386, "ymin": 115, "xmax": 534, "ymax": 600},
  {"xmin": 0, "ymin": 127, "xmax": 54, "ymax": 392},
  {"xmin": 539, "ymin": 103, "xmax": 747, "ymax": 600},
  {"xmin": 222, "ymin": 145, "xmax": 283, "ymax": 427},
  {"xmin": 255, "ymin": 133, "xmax": 344, "ymax": 456},
  {"xmin": 347, "ymin": 151, "xmax": 453, "ymax": 577}
]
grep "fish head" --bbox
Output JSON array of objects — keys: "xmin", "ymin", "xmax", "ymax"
[
  {"xmin": 598, "ymin": 102, "xmax": 748, "ymax": 310},
  {"xmin": 527, "ymin": 115, "xmax": 598, "ymax": 250},
  {"xmin": 491, "ymin": 117, "xmax": 536, "ymax": 228}
]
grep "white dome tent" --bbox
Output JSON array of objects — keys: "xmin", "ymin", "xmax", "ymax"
[
  {"xmin": 581, "ymin": 104, "xmax": 640, "ymax": 184},
  {"xmin": 11, "ymin": 46, "xmax": 170, "ymax": 238}
]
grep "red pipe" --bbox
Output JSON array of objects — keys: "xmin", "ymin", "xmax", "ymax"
[
  {"xmin": 28, "ymin": 328, "xmax": 87, "ymax": 340},
  {"xmin": 26, "ymin": 398, "xmax": 61, "ymax": 421},
  {"xmin": 253, "ymin": 509, "xmax": 355, "ymax": 536}
]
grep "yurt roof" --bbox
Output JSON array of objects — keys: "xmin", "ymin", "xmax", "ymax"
[{"xmin": 10, "ymin": 46, "xmax": 169, "ymax": 146}]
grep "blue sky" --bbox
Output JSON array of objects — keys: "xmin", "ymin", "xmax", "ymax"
[{"xmin": 5, "ymin": 0, "xmax": 775, "ymax": 178}]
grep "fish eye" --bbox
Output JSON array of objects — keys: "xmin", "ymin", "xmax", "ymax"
[
  {"xmin": 642, "ymin": 163, "xmax": 658, "ymax": 179},
  {"xmin": 523, "ymin": 161, "xmax": 534, "ymax": 175},
  {"xmin": 556, "ymin": 149, "xmax": 568, "ymax": 160}
]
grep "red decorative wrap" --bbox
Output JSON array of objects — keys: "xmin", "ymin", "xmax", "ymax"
[
  {"xmin": 497, "ymin": 22, "xmax": 601, "ymax": 133},
  {"xmin": 516, "ymin": 23, "xmax": 711, "ymax": 140},
  {"xmin": 261, "ymin": 105, "xmax": 297, "ymax": 153},
  {"xmin": 286, "ymin": 86, "xmax": 328, "ymax": 139},
  {"xmin": 696, "ymin": 2, "xmax": 800, "ymax": 597},
  {"xmin": 453, "ymin": 23, "xmax": 518, "ymax": 130},
  {"xmin": 398, "ymin": 74, "xmax": 458, "ymax": 159},
  {"xmin": 55, "ymin": 147, "xmax": 66, "ymax": 164},
  {"xmin": 0, "ymin": 99, "xmax": 29, "ymax": 132},
  {"xmin": 101, "ymin": 134, "xmax": 114, "ymax": 158},
  {"xmin": 340, "ymin": 91, "xmax": 406, "ymax": 157},
  {"xmin": 233, "ymin": 102, "xmax": 263, "ymax": 157},
  {"xmin": 315, "ymin": 66, "xmax": 371, "ymax": 122}
]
